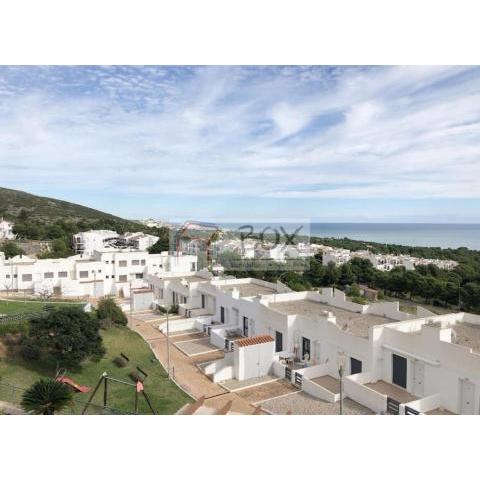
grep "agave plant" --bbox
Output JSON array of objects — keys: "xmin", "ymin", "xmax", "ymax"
[{"xmin": 21, "ymin": 378, "xmax": 74, "ymax": 415}]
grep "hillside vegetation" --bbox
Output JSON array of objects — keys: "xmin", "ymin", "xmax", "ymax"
[{"xmin": 0, "ymin": 187, "xmax": 169, "ymax": 258}]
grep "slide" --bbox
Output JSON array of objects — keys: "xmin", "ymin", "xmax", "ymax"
[{"xmin": 56, "ymin": 376, "xmax": 91, "ymax": 393}]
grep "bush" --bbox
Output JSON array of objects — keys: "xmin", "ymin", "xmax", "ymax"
[
  {"xmin": 168, "ymin": 305, "xmax": 179, "ymax": 315},
  {"xmin": 157, "ymin": 305, "xmax": 167, "ymax": 314},
  {"xmin": 97, "ymin": 297, "xmax": 128, "ymax": 326},
  {"xmin": 113, "ymin": 356, "xmax": 128, "ymax": 368},
  {"xmin": 21, "ymin": 341, "xmax": 41, "ymax": 361},
  {"xmin": 129, "ymin": 370, "xmax": 146, "ymax": 383},
  {"xmin": 3, "ymin": 333, "xmax": 21, "ymax": 346},
  {"xmin": 0, "ymin": 321, "xmax": 28, "ymax": 336},
  {"xmin": 350, "ymin": 295, "xmax": 369, "ymax": 305}
]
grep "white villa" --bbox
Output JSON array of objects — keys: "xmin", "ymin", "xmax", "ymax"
[
  {"xmin": 147, "ymin": 270, "xmax": 480, "ymax": 415},
  {"xmin": 0, "ymin": 218, "xmax": 15, "ymax": 240},
  {"xmin": 72, "ymin": 229, "xmax": 159, "ymax": 255},
  {"xmin": 323, "ymin": 248, "xmax": 458, "ymax": 271},
  {"xmin": 0, "ymin": 249, "xmax": 196, "ymax": 298}
]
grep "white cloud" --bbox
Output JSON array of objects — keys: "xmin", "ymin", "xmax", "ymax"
[{"xmin": 0, "ymin": 65, "xmax": 480, "ymax": 210}]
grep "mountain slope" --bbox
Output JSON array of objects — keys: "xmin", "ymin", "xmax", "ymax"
[{"xmin": 0, "ymin": 186, "xmax": 140, "ymax": 228}]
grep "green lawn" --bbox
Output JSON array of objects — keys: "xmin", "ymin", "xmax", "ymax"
[
  {"xmin": 0, "ymin": 326, "xmax": 192, "ymax": 414},
  {"xmin": 0, "ymin": 300, "xmax": 47, "ymax": 315}
]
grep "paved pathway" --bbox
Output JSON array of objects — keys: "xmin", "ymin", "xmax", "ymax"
[{"xmin": 129, "ymin": 313, "xmax": 258, "ymax": 414}]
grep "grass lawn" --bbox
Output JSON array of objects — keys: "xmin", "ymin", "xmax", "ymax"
[
  {"xmin": 0, "ymin": 300, "xmax": 48, "ymax": 315},
  {"xmin": 0, "ymin": 326, "xmax": 192, "ymax": 414}
]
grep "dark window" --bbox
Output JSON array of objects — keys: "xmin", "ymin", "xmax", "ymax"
[
  {"xmin": 302, "ymin": 337, "xmax": 311, "ymax": 359},
  {"xmin": 201, "ymin": 294, "xmax": 206, "ymax": 309},
  {"xmin": 79, "ymin": 271, "xmax": 88, "ymax": 278},
  {"xmin": 275, "ymin": 331, "xmax": 283, "ymax": 352},
  {"xmin": 392, "ymin": 354, "xmax": 407, "ymax": 388},
  {"xmin": 220, "ymin": 306, "xmax": 225, "ymax": 323},
  {"xmin": 350, "ymin": 357, "xmax": 362, "ymax": 375},
  {"xmin": 22, "ymin": 274, "xmax": 32, "ymax": 282},
  {"xmin": 44, "ymin": 272, "xmax": 54, "ymax": 279},
  {"xmin": 58, "ymin": 271, "xmax": 68, "ymax": 278}
]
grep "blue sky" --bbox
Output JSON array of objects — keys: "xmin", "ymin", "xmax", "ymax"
[{"xmin": 1, "ymin": 65, "xmax": 480, "ymax": 223}]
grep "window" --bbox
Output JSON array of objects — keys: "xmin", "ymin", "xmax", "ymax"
[
  {"xmin": 132, "ymin": 259, "xmax": 140, "ymax": 266},
  {"xmin": 141, "ymin": 259, "xmax": 146, "ymax": 266},
  {"xmin": 191, "ymin": 262, "xmax": 196, "ymax": 271},
  {"xmin": 119, "ymin": 275, "xmax": 127, "ymax": 282},
  {"xmin": 119, "ymin": 260, "xmax": 127, "ymax": 267},
  {"xmin": 111, "ymin": 260, "xmax": 115, "ymax": 264},
  {"xmin": 80, "ymin": 271, "xmax": 89, "ymax": 279},
  {"xmin": 105, "ymin": 260, "xmax": 109, "ymax": 264},
  {"xmin": 22, "ymin": 274, "xmax": 32, "ymax": 282},
  {"xmin": 58, "ymin": 271, "xmax": 68, "ymax": 278},
  {"xmin": 106, "ymin": 275, "xmax": 110, "ymax": 279},
  {"xmin": 6, "ymin": 274, "xmax": 10, "ymax": 279},
  {"xmin": 159, "ymin": 288, "xmax": 164, "ymax": 299},
  {"xmin": 220, "ymin": 306, "xmax": 225, "ymax": 323},
  {"xmin": 44, "ymin": 272, "xmax": 54, "ymax": 279},
  {"xmin": 135, "ymin": 273, "xmax": 143, "ymax": 279},
  {"xmin": 112, "ymin": 275, "xmax": 115, "ymax": 279}
]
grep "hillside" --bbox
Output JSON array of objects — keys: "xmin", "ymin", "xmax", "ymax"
[{"xmin": 0, "ymin": 186, "xmax": 140, "ymax": 229}]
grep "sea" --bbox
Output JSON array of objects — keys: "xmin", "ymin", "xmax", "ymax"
[
  {"xmin": 219, "ymin": 222, "xmax": 480, "ymax": 250},
  {"xmin": 309, "ymin": 223, "xmax": 480, "ymax": 250}
]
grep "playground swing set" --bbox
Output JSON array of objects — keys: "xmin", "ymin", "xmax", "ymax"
[{"xmin": 55, "ymin": 364, "xmax": 157, "ymax": 414}]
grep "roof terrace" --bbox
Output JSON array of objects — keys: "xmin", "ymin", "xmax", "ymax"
[
  {"xmin": 219, "ymin": 282, "xmax": 277, "ymax": 297},
  {"xmin": 269, "ymin": 299, "xmax": 396, "ymax": 337}
]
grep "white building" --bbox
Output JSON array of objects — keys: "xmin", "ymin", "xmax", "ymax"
[
  {"xmin": 72, "ymin": 230, "xmax": 118, "ymax": 255},
  {"xmin": 0, "ymin": 218, "xmax": 15, "ymax": 240},
  {"xmin": 0, "ymin": 249, "xmax": 197, "ymax": 299},
  {"xmin": 322, "ymin": 248, "xmax": 458, "ymax": 271},
  {"xmin": 147, "ymin": 270, "xmax": 478, "ymax": 415},
  {"xmin": 73, "ymin": 229, "xmax": 160, "ymax": 255}
]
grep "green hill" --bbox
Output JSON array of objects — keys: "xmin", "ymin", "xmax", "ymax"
[
  {"xmin": 0, "ymin": 186, "xmax": 140, "ymax": 229},
  {"xmin": 0, "ymin": 187, "xmax": 170, "ymax": 257}
]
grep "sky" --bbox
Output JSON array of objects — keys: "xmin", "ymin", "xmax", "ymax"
[{"xmin": 0, "ymin": 65, "xmax": 480, "ymax": 223}]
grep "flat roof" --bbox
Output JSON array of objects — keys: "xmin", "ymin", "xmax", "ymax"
[
  {"xmin": 219, "ymin": 283, "xmax": 276, "ymax": 297},
  {"xmin": 452, "ymin": 322, "xmax": 480, "ymax": 353},
  {"xmin": 167, "ymin": 275, "xmax": 209, "ymax": 284},
  {"xmin": 269, "ymin": 299, "xmax": 396, "ymax": 337}
]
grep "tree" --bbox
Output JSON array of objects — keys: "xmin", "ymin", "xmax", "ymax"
[
  {"xmin": 147, "ymin": 227, "xmax": 170, "ymax": 254},
  {"xmin": 0, "ymin": 240, "xmax": 25, "ymax": 259},
  {"xmin": 21, "ymin": 378, "xmax": 73, "ymax": 415},
  {"xmin": 96, "ymin": 297, "xmax": 128, "ymax": 326},
  {"xmin": 339, "ymin": 263, "xmax": 356, "ymax": 286},
  {"xmin": 24, "ymin": 307, "xmax": 105, "ymax": 367},
  {"xmin": 324, "ymin": 261, "xmax": 340, "ymax": 286}
]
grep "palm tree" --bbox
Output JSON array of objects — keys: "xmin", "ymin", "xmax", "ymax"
[{"xmin": 21, "ymin": 378, "xmax": 74, "ymax": 415}]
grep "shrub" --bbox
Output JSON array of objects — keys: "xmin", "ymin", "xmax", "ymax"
[
  {"xmin": 350, "ymin": 295, "xmax": 368, "ymax": 305},
  {"xmin": 113, "ymin": 356, "xmax": 128, "ymax": 368},
  {"xmin": 168, "ymin": 305, "xmax": 179, "ymax": 315},
  {"xmin": 0, "ymin": 321, "xmax": 28, "ymax": 336},
  {"xmin": 129, "ymin": 370, "xmax": 146, "ymax": 383},
  {"xmin": 157, "ymin": 305, "xmax": 167, "ymax": 314},
  {"xmin": 97, "ymin": 297, "xmax": 128, "ymax": 326},
  {"xmin": 21, "ymin": 341, "xmax": 41, "ymax": 361}
]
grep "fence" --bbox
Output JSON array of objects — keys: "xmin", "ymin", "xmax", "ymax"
[{"xmin": 0, "ymin": 380, "xmax": 130, "ymax": 415}]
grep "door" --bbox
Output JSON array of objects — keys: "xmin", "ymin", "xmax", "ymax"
[
  {"xmin": 220, "ymin": 306, "xmax": 225, "ymax": 323},
  {"xmin": 243, "ymin": 316, "xmax": 249, "ymax": 337},
  {"xmin": 392, "ymin": 354, "xmax": 407, "ymax": 388},
  {"xmin": 460, "ymin": 379, "xmax": 475, "ymax": 414},
  {"xmin": 275, "ymin": 331, "xmax": 283, "ymax": 353},
  {"xmin": 413, "ymin": 361, "xmax": 425, "ymax": 397},
  {"xmin": 302, "ymin": 337, "xmax": 311, "ymax": 360},
  {"xmin": 350, "ymin": 357, "xmax": 362, "ymax": 375}
]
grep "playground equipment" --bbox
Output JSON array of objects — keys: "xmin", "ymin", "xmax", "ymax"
[
  {"xmin": 55, "ymin": 368, "xmax": 91, "ymax": 393},
  {"xmin": 81, "ymin": 371, "xmax": 157, "ymax": 415}
]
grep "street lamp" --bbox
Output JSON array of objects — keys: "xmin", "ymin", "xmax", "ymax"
[
  {"xmin": 166, "ymin": 307, "xmax": 171, "ymax": 379},
  {"xmin": 338, "ymin": 352, "xmax": 346, "ymax": 415}
]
